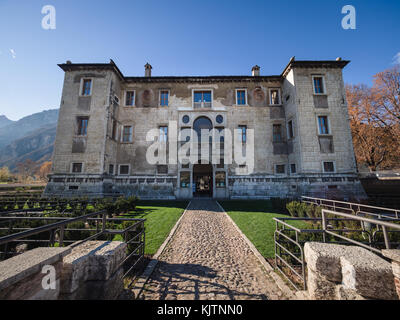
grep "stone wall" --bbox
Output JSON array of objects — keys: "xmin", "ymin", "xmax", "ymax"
[
  {"xmin": 0, "ymin": 241, "xmax": 127, "ymax": 300},
  {"xmin": 304, "ymin": 242, "xmax": 398, "ymax": 300}
]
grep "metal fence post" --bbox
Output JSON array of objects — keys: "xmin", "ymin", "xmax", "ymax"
[
  {"xmin": 382, "ymin": 225, "xmax": 391, "ymax": 249},
  {"xmin": 322, "ymin": 210, "xmax": 327, "ymax": 243},
  {"xmin": 59, "ymin": 225, "xmax": 65, "ymax": 247}
]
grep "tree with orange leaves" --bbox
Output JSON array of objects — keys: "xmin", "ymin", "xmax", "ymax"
[
  {"xmin": 38, "ymin": 161, "xmax": 52, "ymax": 182},
  {"xmin": 346, "ymin": 66, "xmax": 400, "ymax": 171}
]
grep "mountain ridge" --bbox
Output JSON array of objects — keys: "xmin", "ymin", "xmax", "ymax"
[{"xmin": 0, "ymin": 109, "xmax": 59, "ymax": 170}]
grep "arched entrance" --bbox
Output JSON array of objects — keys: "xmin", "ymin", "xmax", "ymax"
[
  {"xmin": 192, "ymin": 116, "xmax": 213, "ymax": 197},
  {"xmin": 193, "ymin": 164, "xmax": 213, "ymax": 197}
]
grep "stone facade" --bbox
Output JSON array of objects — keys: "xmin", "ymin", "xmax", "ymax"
[{"xmin": 44, "ymin": 58, "xmax": 366, "ymax": 199}]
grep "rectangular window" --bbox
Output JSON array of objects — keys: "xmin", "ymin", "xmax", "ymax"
[
  {"xmin": 160, "ymin": 90, "xmax": 169, "ymax": 106},
  {"xmin": 111, "ymin": 119, "xmax": 117, "ymax": 140},
  {"xmin": 122, "ymin": 126, "xmax": 133, "ymax": 142},
  {"xmin": 238, "ymin": 125, "xmax": 247, "ymax": 143},
  {"xmin": 72, "ymin": 163, "xmax": 83, "ymax": 173},
  {"xmin": 108, "ymin": 164, "xmax": 114, "ymax": 175},
  {"xmin": 125, "ymin": 91, "xmax": 135, "ymax": 106},
  {"xmin": 273, "ymin": 124, "xmax": 282, "ymax": 142},
  {"xmin": 215, "ymin": 172, "xmax": 226, "ymax": 188},
  {"xmin": 270, "ymin": 89, "xmax": 281, "ymax": 105},
  {"xmin": 119, "ymin": 165, "xmax": 130, "ymax": 175},
  {"xmin": 236, "ymin": 89, "xmax": 247, "ymax": 105},
  {"xmin": 77, "ymin": 117, "xmax": 89, "ymax": 136},
  {"xmin": 323, "ymin": 162, "xmax": 335, "ymax": 173},
  {"xmin": 157, "ymin": 165, "xmax": 168, "ymax": 174},
  {"xmin": 318, "ymin": 116, "xmax": 330, "ymax": 134},
  {"xmin": 288, "ymin": 120, "xmax": 294, "ymax": 139},
  {"xmin": 159, "ymin": 126, "xmax": 168, "ymax": 142},
  {"xmin": 193, "ymin": 91, "xmax": 212, "ymax": 108},
  {"xmin": 313, "ymin": 77, "xmax": 325, "ymax": 94},
  {"xmin": 275, "ymin": 164, "xmax": 286, "ymax": 174},
  {"xmin": 81, "ymin": 79, "xmax": 92, "ymax": 96},
  {"xmin": 290, "ymin": 163, "xmax": 297, "ymax": 174},
  {"xmin": 180, "ymin": 171, "xmax": 190, "ymax": 188}
]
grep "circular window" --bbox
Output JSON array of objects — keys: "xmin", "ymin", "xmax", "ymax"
[
  {"xmin": 216, "ymin": 115, "xmax": 223, "ymax": 124},
  {"xmin": 182, "ymin": 115, "xmax": 190, "ymax": 124}
]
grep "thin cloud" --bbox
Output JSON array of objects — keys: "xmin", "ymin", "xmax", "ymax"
[
  {"xmin": 9, "ymin": 48, "xmax": 16, "ymax": 59},
  {"xmin": 393, "ymin": 52, "xmax": 400, "ymax": 65}
]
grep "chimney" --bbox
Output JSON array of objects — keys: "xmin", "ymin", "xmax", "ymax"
[
  {"xmin": 251, "ymin": 65, "xmax": 260, "ymax": 76},
  {"xmin": 145, "ymin": 63, "xmax": 152, "ymax": 77}
]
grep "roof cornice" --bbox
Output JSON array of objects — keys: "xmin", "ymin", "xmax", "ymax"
[{"xmin": 58, "ymin": 59, "xmax": 350, "ymax": 83}]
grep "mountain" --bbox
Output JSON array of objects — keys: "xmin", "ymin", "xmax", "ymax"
[
  {"xmin": 0, "ymin": 109, "xmax": 59, "ymax": 150},
  {"xmin": 0, "ymin": 115, "xmax": 14, "ymax": 128},
  {"xmin": 0, "ymin": 109, "xmax": 59, "ymax": 170}
]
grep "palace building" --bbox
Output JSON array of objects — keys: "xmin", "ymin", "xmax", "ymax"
[{"xmin": 44, "ymin": 57, "xmax": 366, "ymax": 199}]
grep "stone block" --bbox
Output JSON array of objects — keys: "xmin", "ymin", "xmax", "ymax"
[
  {"xmin": 0, "ymin": 247, "xmax": 70, "ymax": 296},
  {"xmin": 60, "ymin": 269, "xmax": 124, "ymax": 300},
  {"xmin": 307, "ymin": 268, "xmax": 337, "ymax": 300},
  {"xmin": 335, "ymin": 285, "xmax": 367, "ymax": 300},
  {"xmin": 60, "ymin": 241, "xmax": 127, "ymax": 296},
  {"xmin": 304, "ymin": 242, "xmax": 349, "ymax": 282},
  {"xmin": 340, "ymin": 247, "xmax": 397, "ymax": 300}
]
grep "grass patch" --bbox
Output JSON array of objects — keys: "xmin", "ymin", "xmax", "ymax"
[
  {"xmin": 121, "ymin": 200, "xmax": 188, "ymax": 255},
  {"xmin": 219, "ymin": 200, "xmax": 307, "ymax": 258}
]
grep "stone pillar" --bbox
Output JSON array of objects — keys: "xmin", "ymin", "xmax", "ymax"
[
  {"xmin": 60, "ymin": 240, "xmax": 127, "ymax": 300},
  {"xmin": 304, "ymin": 242, "xmax": 397, "ymax": 300},
  {"xmin": 382, "ymin": 249, "xmax": 400, "ymax": 300}
]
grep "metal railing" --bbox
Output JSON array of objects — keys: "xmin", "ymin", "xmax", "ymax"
[
  {"xmin": 0, "ymin": 209, "xmax": 145, "ymax": 287},
  {"xmin": 302, "ymin": 196, "xmax": 400, "ymax": 219},
  {"xmin": 273, "ymin": 201, "xmax": 400, "ymax": 291}
]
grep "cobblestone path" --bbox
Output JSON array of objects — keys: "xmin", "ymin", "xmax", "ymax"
[{"xmin": 139, "ymin": 200, "xmax": 287, "ymax": 300}]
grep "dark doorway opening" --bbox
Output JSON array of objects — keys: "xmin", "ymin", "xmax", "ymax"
[{"xmin": 193, "ymin": 164, "xmax": 213, "ymax": 197}]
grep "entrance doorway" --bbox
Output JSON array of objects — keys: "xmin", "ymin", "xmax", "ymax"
[{"xmin": 193, "ymin": 164, "xmax": 213, "ymax": 197}]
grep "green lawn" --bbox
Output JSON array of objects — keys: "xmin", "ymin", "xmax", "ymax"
[
  {"xmin": 219, "ymin": 200, "xmax": 307, "ymax": 258},
  {"xmin": 121, "ymin": 200, "xmax": 188, "ymax": 255}
]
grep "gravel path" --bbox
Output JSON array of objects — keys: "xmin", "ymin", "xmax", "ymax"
[{"xmin": 139, "ymin": 199, "xmax": 287, "ymax": 300}]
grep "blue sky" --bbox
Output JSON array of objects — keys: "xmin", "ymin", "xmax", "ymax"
[{"xmin": 0, "ymin": 0, "xmax": 399, "ymax": 120}]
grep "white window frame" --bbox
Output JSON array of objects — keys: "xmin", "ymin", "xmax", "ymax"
[
  {"xmin": 235, "ymin": 88, "xmax": 248, "ymax": 106},
  {"xmin": 124, "ymin": 90, "xmax": 136, "ymax": 107},
  {"xmin": 192, "ymin": 89, "xmax": 213, "ymax": 109},
  {"xmin": 159, "ymin": 89, "xmax": 170, "ymax": 107},
  {"xmin": 121, "ymin": 125, "xmax": 133, "ymax": 143},
  {"xmin": 312, "ymin": 75, "xmax": 326, "ymax": 95},
  {"xmin": 70, "ymin": 162, "xmax": 84, "ymax": 174},
  {"xmin": 159, "ymin": 125, "xmax": 168, "ymax": 142},
  {"xmin": 322, "ymin": 161, "xmax": 336, "ymax": 173},
  {"xmin": 79, "ymin": 78, "xmax": 93, "ymax": 97},
  {"xmin": 275, "ymin": 164, "xmax": 286, "ymax": 175},
  {"xmin": 269, "ymin": 88, "xmax": 282, "ymax": 105},
  {"xmin": 316, "ymin": 114, "xmax": 331, "ymax": 135},
  {"xmin": 118, "ymin": 164, "xmax": 131, "ymax": 176},
  {"xmin": 287, "ymin": 119, "xmax": 295, "ymax": 139}
]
